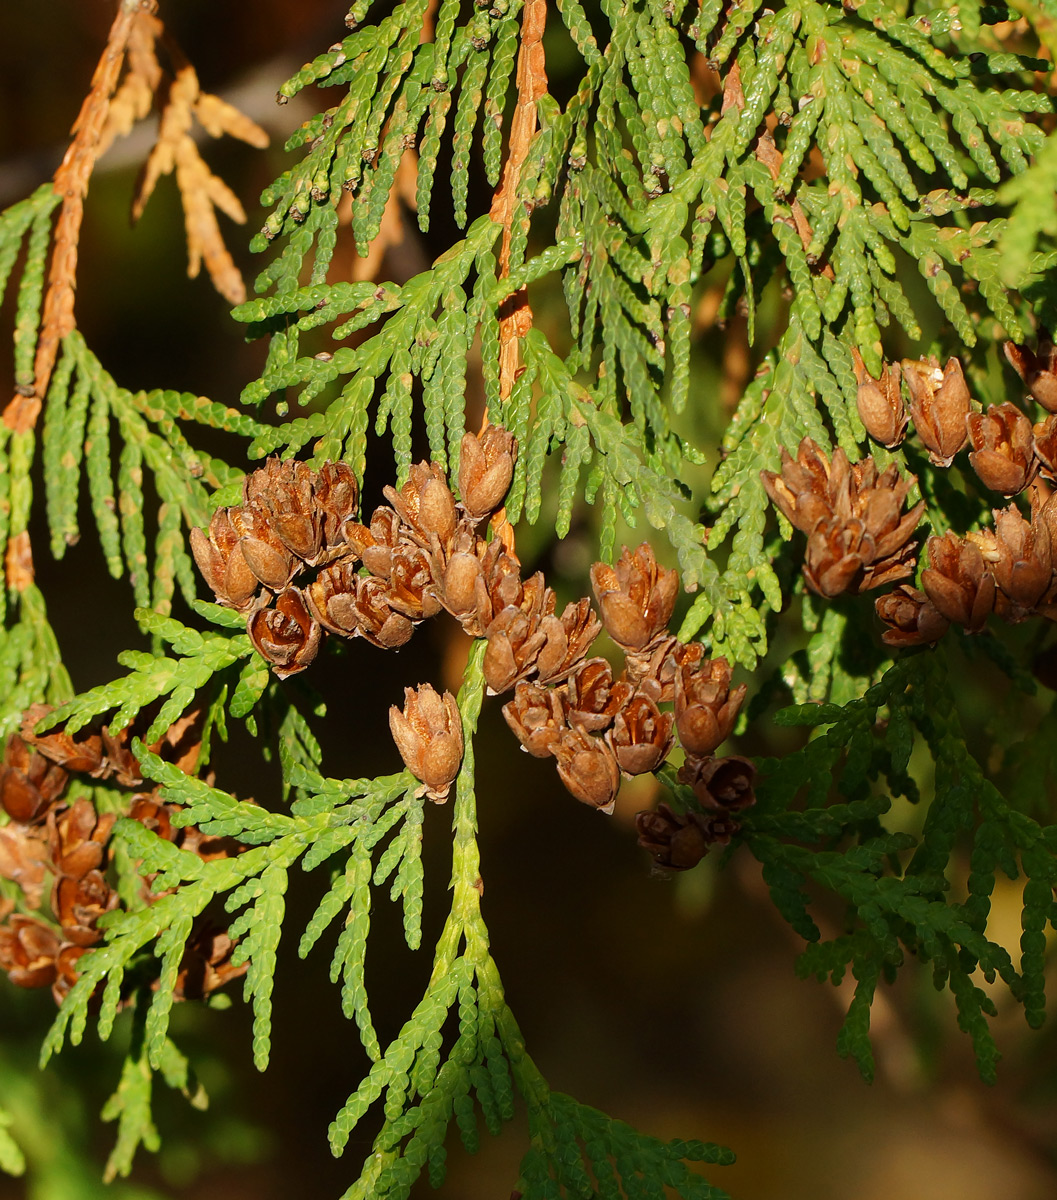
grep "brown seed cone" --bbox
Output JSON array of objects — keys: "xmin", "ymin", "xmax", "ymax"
[
  {"xmin": 230, "ymin": 504, "xmax": 298, "ymax": 592},
  {"xmin": 875, "ymin": 585, "xmax": 950, "ymax": 648},
  {"xmin": 534, "ymin": 598, "xmax": 603, "ymax": 687},
  {"xmin": 459, "ymin": 424, "xmax": 517, "ymax": 519},
  {"xmin": 432, "ymin": 532, "xmax": 510, "ymax": 637},
  {"xmin": 851, "ymin": 348, "xmax": 907, "ymax": 448},
  {"xmin": 246, "ymin": 587, "xmax": 323, "ymax": 677},
  {"xmin": 389, "ymin": 684, "xmax": 463, "ymax": 801},
  {"xmin": 561, "ymin": 658, "xmax": 633, "ymax": 734},
  {"xmin": 0, "ymin": 825, "xmax": 49, "ymax": 909},
  {"xmin": 384, "ymin": 462, "xmax": 457, "ymax": 547},
  {"xmin": 20, "ymin": 703, "xmax": 105, "ymax": 776},
  {"xmin": 0, "ymin": 914, "xmax": 62, "ymax": 988},
  {"xmin": 502, "ymin": 681, "xmax": 567, "ymax": 758},
  {"xmin": 607, "ymin": 692, "xmax": 674, "ymax": 777},
  {"xmin": 174, "ymin": 925, "xmax": 248, "ymax": 1001},
  {"xmin": 128, "ymin": 792, "xmax": 179, "ymax": 843},
  {"xmin": 190, "ymin": 508, "xmax": 260, "ymax": 610},
  {"xmin": 484, "ymin": 606, "xmax": 551, "ymax": 695},
  {"xmin": 590, "ymin": 543, "xmax": 679, "ymax": 652},
  {"xmin": 304, "ymin": 560, "xmax": 361, "ymax": 637},
  {"xmin": 760, "ymin": 438, "xmax": 847, "ymax": 533},
  {"xmin": 920, "ymin": 532, "xmax": 996, "ymax": 631},
  {"xmin": 315, "ymin": 573, "xmax": 414, "ymax": 649},
  {"xmin": 243, "ymin": 457, "xmax": 323, "ymax": 564},
  {"xmin": 674, "ymin": 655, "xmax": 747, "ymax": 758},
  {"xmin": 967, "ymin": 403, "xmax": 1038, "ymax": 496},
  {"xmin": 635, "ymin": 804, "xmax": 732, "ymax": 874},
  {"xmin": 900, "ymin": 356, "xmax": 972, "ymax": 467},
  {"xmin": 972, "ymin": 503, "xmax": 1053, "ymax": 620},
  {"xmin": 48, "ymin": 798, "xmax": 115, "ymax": 881},
  {"xmin": 314, "ymin": 461, "xmax": 360, "ymax": 555},
  {"xmin": 51, "ymin": 943, "xmax": 85, "ymax": 1006},
  {"xmin": 344, "ymin": 507, "xmax": 406, "ymax": 580},
  {"xmin": 1005, "ymin": 337, "xmax": 1057, "ymax": 414},
  {"xmin": 552, "ymin": 726, "xmax": 621, "ymax": 814},
  {"xmin": 677, "ymin": 754, "xmax": 757, "ymax": 813},
  {"xmin": 624, "ymin": 635, "xmax": 683, "ymax": 703},
  {"xmin": 1033, "ymin": 415, "xmax": 1057, "ymax": 482},
  {"xmin": 53, "ymin": 868, "xmax": 118, "ymax": 947},
  {"xmin": 386, "ymin": 544, "xmax": 442, "ymax": 622},
  {"xmin": 0, "ymin": 733, "xmax": 69, "ymax": 824}
]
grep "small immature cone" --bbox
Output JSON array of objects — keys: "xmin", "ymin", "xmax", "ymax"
[
  {"xmin": 635, "ymin": 804, "xmax": 717, "ymax": 873},
  {"xmin": 875, "ymin": 585, "xmax": 950, "ymax": 648},
  {"xmin": 389, "ymin": 684, "xmax": 463, "ymax": 801},
  {"xmin": 966, "ymin": 403, "xmax": 1038, "ymax": 496},
  {"xmin": 677, "ymin": 754, "xmax": 757, "ymax": 813},
  {"xmin": 459, "ymin": 425, "xmax": 517, "ymax": 519},
  {"xmin": 607, "ymin": 693, "xmax": 674, "ymax": 777},
  {"xmin": 246, "ymin": 587, "xmax": 322, "ymax": 677},
  {"xmin": 900, "ymin": 356, "xmax": 971, "ymax": 467},
  {"xmin": 502, "ymin": 681, "xmax": 567, "ymax": 758},
  {"xmin": 190, "ymin": 508, "xmax": 260, "ymax": 610},
  {"xmin": 590, "ymin": 544, "xmax": 679, "ymax": 652},
  {"xmin": 1005, "ymin": 337, "xmax": 1057, "ymax": 414},
  {"xmin": 552, "ymin": 726, "xmax": 621, "ymax": 814},
  {"xmin": 920, "ymin": 532, "xmax": 995, "ymax": 631},
  {"xmin": 851, "ymin": 348, "xmax": 907, "ymax": 448},
  {"xmin": 674, "ymin": 655, "xmax": 746, "ymax": 758}
]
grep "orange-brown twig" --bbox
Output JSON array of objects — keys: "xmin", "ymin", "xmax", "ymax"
[
  {"xmin": 3, "ymin": 0, "xmax": 156, "ymax": 436},
  {"xmin": 488, "ymin": 0, "xmax": 548, "ymax": 407}
]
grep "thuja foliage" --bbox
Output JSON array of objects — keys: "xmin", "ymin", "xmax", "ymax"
[{"xmin": 1, "ymin": 0, "xmax": 1057, "ymax": 1194}]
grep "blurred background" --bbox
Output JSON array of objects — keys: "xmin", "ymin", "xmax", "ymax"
[{"xmin": 0, "ymin": 2, "xmax": 1055, "ymax": 1197}]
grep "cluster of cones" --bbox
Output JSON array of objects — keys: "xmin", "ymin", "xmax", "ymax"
[
  {"xmin": 763, "ymin": 337, "xmax": 1057, "ymax": 648},
  {"xmin": 0, "ymin": 706, "xmax": 245, "ymax": 1005},
  {"xmin": 191, "ymin": 431, "xmax": 754, "ymax": 871}
]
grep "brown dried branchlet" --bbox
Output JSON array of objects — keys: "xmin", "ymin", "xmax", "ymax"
[
  {"xmin": 589, "ymin": 543, "xmax": 679, "ymax": 652},
  {"xmin": 920, "ymin": 532, "xmax": 996, "ymax": 632},
  {"xmin": 459, "ymin": 425, "xmax": 517, "ymax": 519},
  {"xmin": 501, "ymin": 681, "xmax": 567, "ymax": 758},
  {"xmin": 190, "ymin": 507, "xmax": 260, "ymax": 610},
  {"xmin": 678, "ymin": 754, "xmax": 757, "ymax": 813},
  {"xmin": 972, "ymin": 503, "xmax": 1053, "ymax": 621},
  {"xmin": 246, "ymin": 587, "xmax": 322, "ymax": 677},
  {"xmin": 967, "ymin": 403, "xmax": 1038, "ymax": 496},
  {"xmin": 851, "ymin": 348, "xmax": 907, "ymax": 448},
  {"xmin": 1005, "ymin": 337, "xmax": 1057, "ymax": 414},
  {"xmin": 389, "ymin": 684, "xmax": 464, "ymax": 802},
  {"xmin": 900, "ymin": 356, "xmax": 972, "ymax": 467},
  {"xmin": 674, "ymin": 655, "xmax": 747, "ymax": 758},
  {"xmin": 552, "ymin": 726, "xmax": 621, "ymax": 814},
  {"xmin": 608, "ymin": 693, "xmax": 674, "ymax": 777},
  {"xmin": 875, "ymin": 585, "xmax": 950, "ymax": 648}
]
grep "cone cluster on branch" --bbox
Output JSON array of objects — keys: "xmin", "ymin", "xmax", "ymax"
[
  {"xmin": 0, "ymin": 705, "xmax": 244, "ymax": 1005},
  {"xmin": 192, "ymin": 428, "xmax": 753, "ymax": 867},
  {"xmin": 761, "ymin": 437, "xmax": 924, "ymax": 599},
  {"xmin": 764, "ymin": 338, "xmax": 1057, "ymax": 650}
]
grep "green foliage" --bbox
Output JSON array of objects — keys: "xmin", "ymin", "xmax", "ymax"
[{"xmin": 1, "ymin": 0, "xmax": 1056, "ymax": 1196}]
